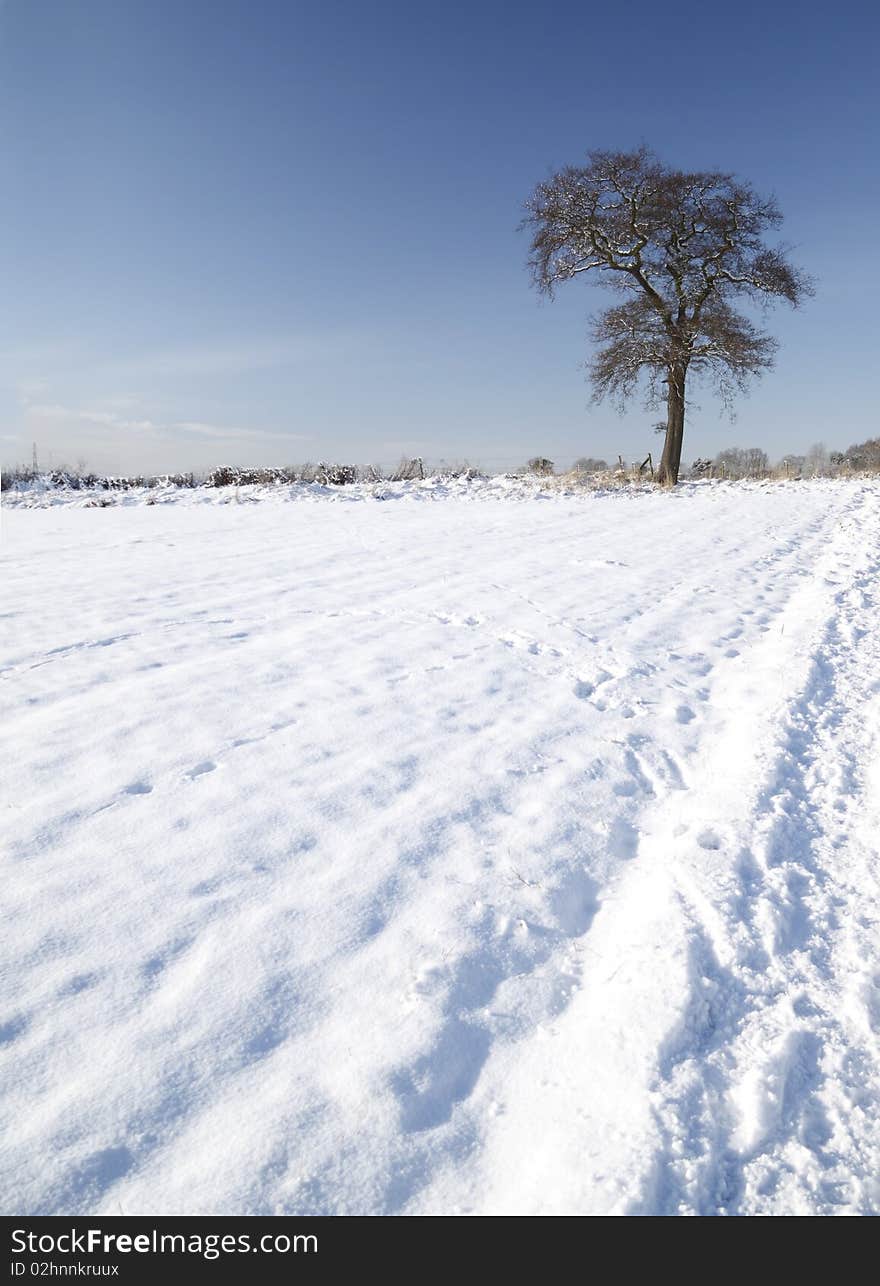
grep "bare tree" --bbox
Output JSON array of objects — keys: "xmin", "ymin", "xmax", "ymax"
[
  {"xmin": 805, "ymin": 442, "xmax": 830, "ymax": 475},
  {"xmin": 523, "ymin": 147, "xmax": 812, "ymax": 483},
  {"xmin": 845, "ymin": 437, "xmax": 880, "ymax": 471},
  {"xmin": 525, "ymin": 456, "xmax": 555, "ymax": 475},
  {"xmin": 714, "ymin": 446, "xmax": 770, "ymax": 478},
  {"xmin": 778, "ymin": 453, "xmax": 806, "ymax": 477}
]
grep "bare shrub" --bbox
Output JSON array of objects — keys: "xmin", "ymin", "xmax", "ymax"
[
  {"xmin": 315, "ymin": 462, "xmax": 359, "ymax": 485},
  {"xmin": 425, "ymin": 460, "xmax": 484, "ymax": 480},
  {"xmin": 206, "ymin": 466, "xmax": 239, "ymax": 487},
  {"xmin": 524, "ymin": 457, "xmax": 554, "ymax": 476},
  {"xmin": 390, "ymin": 457, "xmax": 425, "ymax": 482}
]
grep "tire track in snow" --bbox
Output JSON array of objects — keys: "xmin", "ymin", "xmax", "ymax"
[
  {"xmin": 415, "ymin": 486, "xmax": 877, "ymax": 1215},
  {"xmin": 631, "ymin": 485, "xmax": 880, "ymax": 1214}
]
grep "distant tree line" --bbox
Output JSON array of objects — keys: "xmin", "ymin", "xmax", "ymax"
[
  {"xmin": 690, "ymin": 437, "xmax": 880, "ymax": 479},
  {"xmin": 520, "ymin": 435, "xmax": 880, "ymax": 481},
  {"xmin": 836, "ymin": 438, "xmax": 880, "ymax": 471},
  {"xmin": 4, "ymin": 439, "xmax": 879, "ymax": 494},
  {"xmin": 0, "ymin": 458, "xmax": 483, "ymax": 493}
]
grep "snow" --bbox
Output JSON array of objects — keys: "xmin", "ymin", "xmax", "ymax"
[{"xmin": 1, "ymin": 477, "xmax": 879, "ymax": 1216}]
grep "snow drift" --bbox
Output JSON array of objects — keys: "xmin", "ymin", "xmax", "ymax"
[{"xmin": 1, "ymin": 479, "xmax": 878, "ymax": 1214}]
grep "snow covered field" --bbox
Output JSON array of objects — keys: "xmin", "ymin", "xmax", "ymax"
[{"xmin": 2, "ymin": 477, "xmax": 879, "ymax": 1216}]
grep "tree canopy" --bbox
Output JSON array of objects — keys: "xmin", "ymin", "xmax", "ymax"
[{"xmin": 524, "ymin": 147, "xmax": 813, "ymax": 483}]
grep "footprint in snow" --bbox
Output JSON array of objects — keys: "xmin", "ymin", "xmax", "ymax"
[
  {"xmin": 391, "ymin": 1019, "xmax": 492, "ymax": 1134},
  {"xmin": 0, "ymin": 1014, "xmax": 29, "ymax": 1045},
  {"xmin": 574, "ymin": 670, "xmax": 613, "ymax": 701},
  {"xmin": 609, "ymin": 817, "xmax": 639, "ymax": 860},
  {"xmin": 122, "ymin": 780, "xmax": 153, "ymax": 796},
  {"xmin": 141, "ymin": 937, "xmax": 192, "ymax": 981},
  {"xmin": 61, "ymin": 1147, "xmax": 134, "ymax": 1205},
  {"xmin": 58, "ymin": 972, "xmax": 101, "ymax": 998},
  {"xmin": 190, "ymin": 876, "xmax": 224, "ymax": 897},
  {"xmin": 187, "ymin": 760, "xmax": 217, "ymax": 779}
]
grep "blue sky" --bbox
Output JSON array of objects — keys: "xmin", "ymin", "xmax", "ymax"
[{"xmin": 1, "ymin": 0, "xmax": 877, "ymax": 475}]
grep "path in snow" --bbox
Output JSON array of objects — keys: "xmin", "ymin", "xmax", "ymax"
[{"xmin": 1, "ymin": 479, "xmax": 878, "ymax": 1215}]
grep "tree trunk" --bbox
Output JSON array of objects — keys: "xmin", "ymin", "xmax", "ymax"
[{"xmin": 657, "ymin": 362, "xmax": 687, "ymax": 485}]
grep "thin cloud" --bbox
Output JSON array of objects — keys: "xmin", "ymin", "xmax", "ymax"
[
  {"xmin": 100, "ymin": 332, "xmax": 366, "ymax": 382},
  {"xmin": 176, "ymin": 421, "xmax": 311, "ymax": 442},
  {"xmin": 2, "ymin": 330, "xmax": 370, "ymax": 406},
  {"xmin": 25, "ymin": 403, "xmax": 159, "ymax": 433},
  {"xmin": 23, "ymin": 402, "xmax": 311, "ymax": 445}
]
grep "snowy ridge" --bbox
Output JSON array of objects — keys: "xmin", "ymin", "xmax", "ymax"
[
  {"xmin": 5, "ymin": 473, "xmax": 603, "ymax": 508},
  {"xmin": 0, "ymin": 472, "xmax": 827, "ymax": 510},
  {"xmin": 1, "ymin": 481, "xmax": 878, "ymax": 1214}
]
